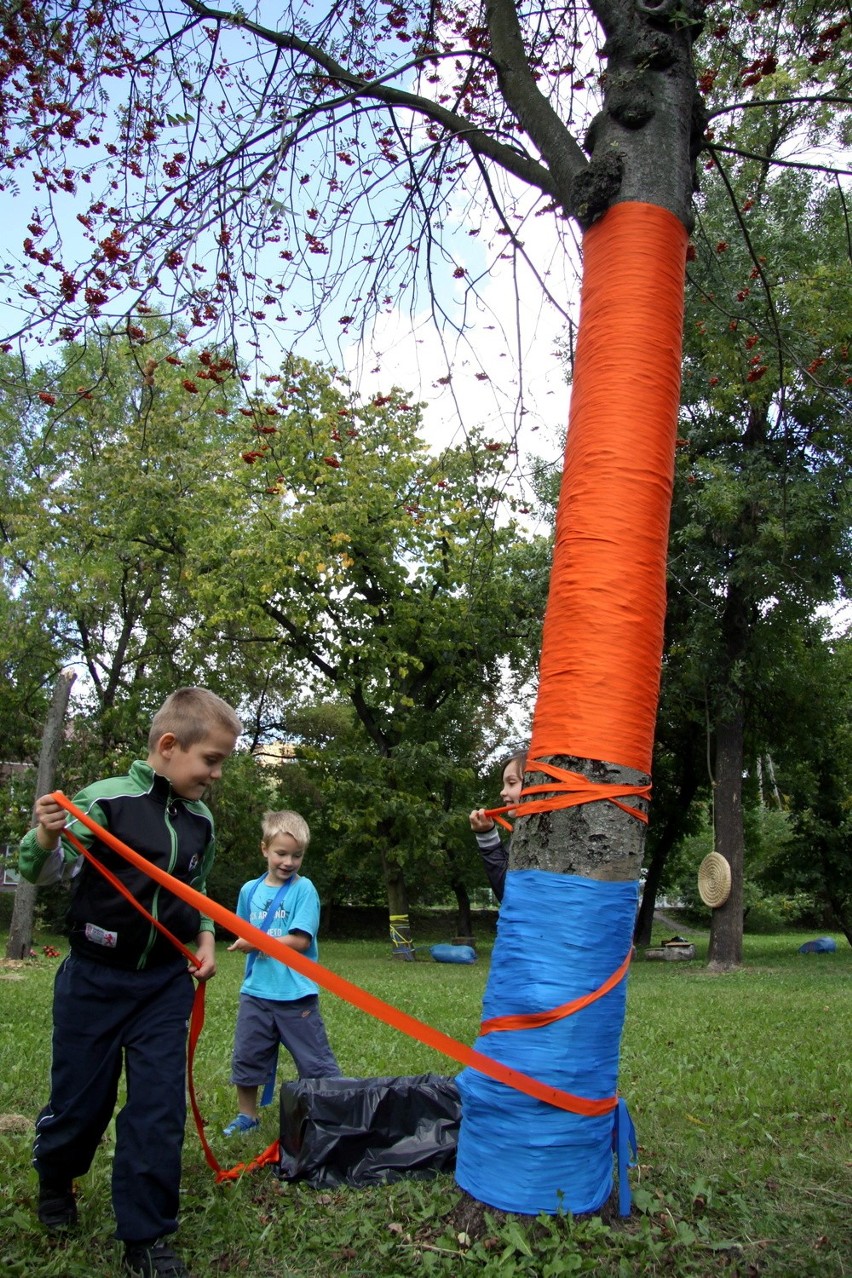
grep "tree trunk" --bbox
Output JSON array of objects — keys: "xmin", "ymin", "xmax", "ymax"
[
  {"xmin": 634, "ymin": 752, "xmax": 703, "ymax": 946},
  {"xmin": 633, "ymin": 837, "xmax": 669, "ymax": 947},
  {"xmin": 442, "ymin": 783, "xmax": 474, "ymax": 939},
  {"xmin": 6, "ymin": 880, "xmax": 39, "ymax": 961},
  {"xmin": 380, "ymin": 835, "xmax": 414, "ymax": 959},
  {"xmin": 5, "ymin": 668, "xmax": 76, "ymax": 960},
  {"xmin": 706, "ymin": 565, "xmax": 753, "ymax": 970},
  {"xmin": 820, "ymin": 864, "xmax": 852, "ymax": 948},
  {"xmin": 707, "ymin": 708, "xmax": 745, "ymax": 969},
  {"xmin": 451, "ymin": 878, "xmax": 473, "ymax": 941},
  {"xmin": 456, "ymin": 195, "xmax": 690, "ymax": 1215}
]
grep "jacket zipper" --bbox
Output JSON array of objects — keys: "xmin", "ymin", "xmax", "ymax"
[{"xmin": 137, "ymin": 785, "xmax": 180, "ymax": 969}]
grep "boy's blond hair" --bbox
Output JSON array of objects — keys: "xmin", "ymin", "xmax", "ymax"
[
  {"xmin": 148, "ymin": 687, "xmax": 242, "ymax": 751},
  {"xmin": 261, "ymin": 809, "xmax": 311, "ymax": 851}
]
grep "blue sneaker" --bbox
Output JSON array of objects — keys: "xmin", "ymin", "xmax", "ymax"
[{"xmin": 222, "ymin": 1113, "xmax": 260, "ymax": 1136}]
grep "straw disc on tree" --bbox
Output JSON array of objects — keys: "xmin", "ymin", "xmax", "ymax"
[{"xmin": 697, "ymin": 852, "xmax": 732, "ymax": 908}]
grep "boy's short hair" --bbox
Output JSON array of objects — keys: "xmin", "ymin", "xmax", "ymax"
[
  {"xmin": 261, "ymin": 809, "xmax": 311, "ymax": 851},
  {"xmin": 148, "ymin": 687, "xmax": 242, "ymax": 751}
]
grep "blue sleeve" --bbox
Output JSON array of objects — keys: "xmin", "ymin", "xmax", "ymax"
[
  {"xmin": 235, "ymin": 881, "xmax": 253, "ymax": 922},
  {"xmin": 286, "ymin": 878, "xmax": 321, "ymax": 940}
]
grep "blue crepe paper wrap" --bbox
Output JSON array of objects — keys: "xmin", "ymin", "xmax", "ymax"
[{"xmin": 455, "ymin": 870, "xmax": 637, "ymax": 1215}]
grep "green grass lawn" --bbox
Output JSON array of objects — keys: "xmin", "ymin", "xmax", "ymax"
[{"xmin": 1, "ymin": 923, "xmax": 849, "ymax": 1276}]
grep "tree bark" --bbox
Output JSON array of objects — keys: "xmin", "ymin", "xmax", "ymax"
[
  {"xmin": 5, "ymin": 668, "xmax": 76, "ymax": 960},
  {"xmin": 634, "ymin": 750, "xmax": 703, "ymax": 946},
  {"xmin": 380, "ymin": 829, "xmax": 414, "ymax": 959},
  {"xmin": 707, "ymin": 708, "xmax": 746, "ymax": 969},
  {"xmin": 512, "ymin": 757, "xmax": 650, "ymax": 880},
  {"xmin": 451, "ymin": 878, "xmax": 473, "ymax": 941}
]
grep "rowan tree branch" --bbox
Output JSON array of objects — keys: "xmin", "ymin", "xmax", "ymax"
[
  {"xmin": 180, "ymin": 0, "xmax": 562, "ymax": 198},
  {"xmin": 484, "ymin": 0, "xmax": 590, "ymax": 204},
  {"xmin": 708, "ymin": 94, "xmax": 852, "ymax": 121},
  {"xmin": 708, "ymin": 142, "xmax": 851, "ymax": 177}
]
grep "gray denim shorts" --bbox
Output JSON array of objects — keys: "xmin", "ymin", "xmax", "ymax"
[{"xmin": 230, "ymin": 993, "xmax": 340, "ymax": 1085}]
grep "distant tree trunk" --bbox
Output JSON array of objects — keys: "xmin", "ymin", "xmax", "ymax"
[
  {"xmin": 451, "ymin": 878, "xmax": 473, "ymax": 941},
  {"xmin": 707, "ymin": 708, "xmax": 745, "ymax": 969},
  {"xmin": 633, "ymin": 843, "xmax": 666, "ymax": 947},
  {"xmin": 6, "ymin": 880, "xmax": 40, "ymax": 962},
  {"xmin": 443, "ymin": 782, "xmax": 474, "ymax": 939},
  {"xmin": 820, "ymin": 866, "xmax": 852, "ymax": 948},
  {"xmin": 707, "ymin": 571, "xmax": 752, "ymax": 970},
  {"xmin": 633, "ymin": 842, "xmax": 669, "ymax": 946},
  {"xmin": 634, "ymin": 752, "xmax": 703, "ymax": 946},
  {"xmin": 5, "ymin": 668, "xmax": 76, "ymax": 960},
  {"xmin": 379, "ymin": 826, "xmax": 414, "ymax": 958},
  {"xmin": 442, "ymin": 838, "xmax": 474, "ymax": 939}
]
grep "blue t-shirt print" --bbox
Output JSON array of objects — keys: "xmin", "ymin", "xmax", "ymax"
[
  {"xmin": 243, "ymin": 874, "xmax": 294, "ymax": 979},
  {"xmin": 235, "ymin": 873, "xmax": 321, "ymax": 1003}
]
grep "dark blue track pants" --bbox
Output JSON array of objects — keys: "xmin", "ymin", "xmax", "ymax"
[{"xmin": 33, "ymin": 950, "xmax": 195, "ymax": 1241}]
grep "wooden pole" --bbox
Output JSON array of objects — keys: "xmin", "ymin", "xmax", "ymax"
[{"xmin": 5, "ymin": 668, "xmax": 76, "ymax": 959}]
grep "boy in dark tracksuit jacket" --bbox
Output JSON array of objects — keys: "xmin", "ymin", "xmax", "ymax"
[{"xmin": 18, "ymin": 687, "xmax": 241, "ymax": 1278}]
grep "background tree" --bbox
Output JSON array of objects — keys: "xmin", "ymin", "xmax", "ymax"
[
  {"xmin": 1, "ymin": 338, "xmax": 541, "ymax": 940},
  {"xmin": 633, "ymin": 663, "xmax": 707, "ymax": 946},
  {"xmin": 192, "ymin": 355, "xmax": 542, "ymax": 942},
  {"xmin": 764, "ymin": 626, "xmax": 852, "ymax": 943},
  {"xmin": 236, "ymin": 698, "xmax": 501, "ymax": 935},
  {"xmin": 0, "ymin": 588, "xmax": 57, "ymax": 768},
  {"xmin": 672, "ymin": 162, "xmax": 851, "ymax": 966},
  {"xmin": 4, "ymin": 668, "xmax": 75, "ymax": 960},
  {"xmin": 0, "ymin": 331, "xmax": 291, "ymax": 764},
  {"xmin": 640, "ymin": 611, "xmax": 851, "ymax": 943}
]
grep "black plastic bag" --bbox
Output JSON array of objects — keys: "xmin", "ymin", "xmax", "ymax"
[{"xmin": 277, "ymin": 1073, "xmax": 461, "ymax": 1187}]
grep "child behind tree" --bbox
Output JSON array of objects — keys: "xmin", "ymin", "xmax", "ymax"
[{"xmin": 468, "ymin": 748, "xmax": 527, "ymax": 903}]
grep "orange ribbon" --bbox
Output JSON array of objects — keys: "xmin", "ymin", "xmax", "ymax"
[
  {"xmin": 480, "ymin": 945, "xmax": 633, "ymax": 1034},
  {"xmin": 51, "ymin": 791, "xmax": 619, "ymax": 1119},
  {"xmin": 482, "ymin": 760, "xmax": 650, "ymax": 831}
]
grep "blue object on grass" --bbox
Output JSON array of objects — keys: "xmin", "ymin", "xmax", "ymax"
[
  {"xmin": 798, "ymin": 937, "xmax": 837, "ymax": 953},
  {"xmin": 430, "ymin": 944, "xmax": 477, "ymax": 964},
  {"xmin": 456, "ymin": 870, "xmax": 638, "ymax": 1217}
]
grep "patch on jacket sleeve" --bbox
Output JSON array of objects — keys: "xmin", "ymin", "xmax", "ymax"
[{"xmin": 84, "ymin": 923, "xmax": 118, "ymax": 948}]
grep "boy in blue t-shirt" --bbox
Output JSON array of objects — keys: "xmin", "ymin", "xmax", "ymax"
[{"xmin": 223, "ymin": 809, "xmax": 340, "ymax": 1135}]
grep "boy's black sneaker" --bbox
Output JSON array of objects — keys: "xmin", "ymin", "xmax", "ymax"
[
  {"xmin": 122, "ymin": 1240, "xmax": 190, "ymax": 1278},
  {"xmin": 37, "ymin": 1179, "xmax": 77, "ymax": 1230}
]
